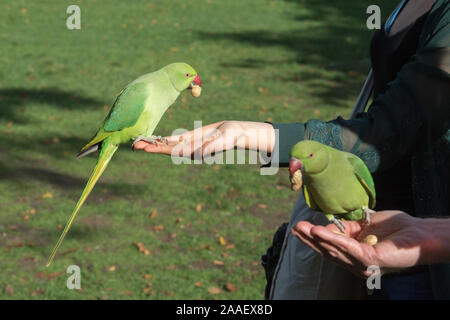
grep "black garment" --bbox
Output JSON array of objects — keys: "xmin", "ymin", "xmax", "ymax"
[
  {"xmin": 261, "ymin": 223, "xmax": 288, "ymax": 299},
  {"xmin": 370, "ymin": 0, "xmax": 436, "ymax": 216}
]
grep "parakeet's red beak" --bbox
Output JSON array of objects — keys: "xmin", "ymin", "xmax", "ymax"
[
  {"xmin": 289, "ymin": 158, "xmax": 304, "ymax": 175},
  {"xmin": 193, "ymin": 74, "xmax": 201, "ymax": 87}
]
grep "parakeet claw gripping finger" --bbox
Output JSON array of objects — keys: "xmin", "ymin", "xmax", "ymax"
[
  {"xmin": 362, "ymin": 206, "xmax": 375, "ymax": 225},
  {"xmin": 154, "ymin": 135, "xmax": 169, "ymax": 144},
  {"xmin": 330, "ymin": 216, "xmax": 346, "ymax": 233},
  {"xmin": 132, "ymin": 135, "xmax": 168, "ymax": 148}
]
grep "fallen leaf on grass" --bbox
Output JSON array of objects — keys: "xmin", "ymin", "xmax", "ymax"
[
  {"xmin": 31, "ymin": 289, "xmax": 44, "ymax": 296},
  {"xmin": 135, "ymin": 242, "xmax": 150, "ymax": 255},
  {"xmin": 108, "ymin": 265, "xmax": 116, "ymax": 272},
  {"xmin": 225, "ymin": 283, "xmax": 238, "ymax": 292},
  {"xmin": 208, "ymin": 287, "xmax": 222, "ymax": 295},
  {"xmin": 257, "ymin": 203, "xmax": 267, "ymax": 209},
  {"xmin": 149, "ymin": 209, "xmax": 157, "ymax": 219},
  {"xmin": 213, "ymin": 260, "xmax": 224, "ymax": 266},
  {"xmin": 225, "ymin": 244, "xmax": 235, "ymax": 250},
  {"xmin": 195, "ymin": 204, "xmax": 202, "ymax": 212},
  {"xmin": 143, "ymin": 274, "xmax": 152, "ymax": 279},
  {"xmin": 143, "ymin": 287, "xmax": 153, "ymax": 294},
  {"xmin": 167, "ymin": 264, "xmax": 176, "ymax": 270},
  {"xmin": 42, "ymin": 192, "xmax": 53, "ymax": 199},
  {"xmin": 162, "ymin": 290, "xmax": 175, "ymax": 296},
  {"xmin": 152, "ymin": 225, "xmax": 164, "ymax": 231},
  {"xmin": 35, "ymin": 272, "xmax": 63, "ymax": 280},
  {"xmin": 219, "ymin": 236, "xmax": 227, "ymax": 246},
  {"xmin": 6, "ymin": 242, "xmax": 25, "ymax": 250},
  {"xmin": 194, "ymin": 282, "xmax": 202, "ymax": 287},
  {"xmin": 5, "ymin": 285, "xmax": 13, "ymax": 296}
]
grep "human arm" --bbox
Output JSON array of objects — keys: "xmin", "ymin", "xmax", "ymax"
[{"xmin": 133, "ymin": 120, "xmax": 276, "ymax": 158}]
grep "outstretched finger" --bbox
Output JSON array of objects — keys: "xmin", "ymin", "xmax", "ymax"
[
  {"xmin": 165, "ymin": 121, "xmax": 225, "ymax": 144},
  {"xmin": 133, "ymin": 140, "xmax": 150, "ymax": 149},
  {"xmin": 142, "ymin": 142, "xmax": 175, "ymax": 155}
]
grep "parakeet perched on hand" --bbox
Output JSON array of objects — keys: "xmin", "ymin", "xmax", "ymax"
[
  {"xmin": 46, "ymin": 62, "xmax": 202, "ymax": 266},
  {"xmin": 289, "ymin": 140, "xmax": 376, "ymax": 233}
]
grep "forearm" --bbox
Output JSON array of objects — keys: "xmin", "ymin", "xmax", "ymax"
[{"xmin": 227, "ymin": 121, "xmax": 275, "ymax": 153}]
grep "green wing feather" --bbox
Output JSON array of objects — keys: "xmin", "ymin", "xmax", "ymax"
[
  {"xmin": 347, "ymin": 156, "xmax": 376, "ymax": 208},
  {"xmin": 103, "ymin": 81, "xmax": 149, "ymax": 132},
  {"xmin": 80, "ymin": 82, "xmax": 149, "ymax": 151},
  {"xmin": 303, "ymin": 184, "xmax": 319, "ymax": 211}
]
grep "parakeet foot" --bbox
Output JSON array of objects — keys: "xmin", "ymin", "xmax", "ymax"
[
  {"xmin": 149, "ymin": 135, "xmax": 169, "ymax": 144},
  {"xmin": 362, "ymin": 206, "xmax": 375, "ymax": 225},
  {"xmin": 132, "ymin": 135, "xmax": 168, "ymax": 149},
  {"xmin": 330, "ymin": 217, "xmax": 346, "ymax": 233}
]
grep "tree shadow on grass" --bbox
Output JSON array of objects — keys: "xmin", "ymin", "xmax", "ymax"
[
  {"xmin": 0, "ymin": 87, "xmax": 129, "ymax": 194},
  {"xmin": 0, "ymin": 87, "xmax": 104, "ymax": 123},
  {"xmin": 196, "ymin": 0, "xmax": 395, "ymax": 108},
  {"xmin": 0, "ymin": 163, "xmax": 149, "ymax": 196}
]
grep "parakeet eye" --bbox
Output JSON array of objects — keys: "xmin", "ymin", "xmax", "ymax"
[
  {"xmin": 185, "ymin": 73, "xmax": 190, "ymax": 78},
  {"xmin": 309, "ymin": 153, "xmax": 314, "ymax": 158}
]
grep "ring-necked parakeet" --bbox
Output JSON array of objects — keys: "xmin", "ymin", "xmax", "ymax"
[
  {"xmin": 46, "ymin": 62, "xmax": 202, "ymax": 266},
  {"xmin": 289, "ymin": 140, "xmax": 376, "ymax": 233}
]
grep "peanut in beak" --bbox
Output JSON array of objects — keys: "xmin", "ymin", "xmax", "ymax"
[
  {"xmin": 191, "ymin": 85, "xmax": 201, "ymax": 98},
  {"xmin": 290, "ymin": 169, "xmax": 303, "ymax": 191}
]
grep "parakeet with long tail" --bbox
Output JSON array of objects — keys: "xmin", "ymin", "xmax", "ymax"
[
  {"xmin": 289, "ymin": 140, "xmax": 376, "ymax": 236},
  {"xmin": 46, "ymin": 62, "xmax": 202, "ymax": 266}
]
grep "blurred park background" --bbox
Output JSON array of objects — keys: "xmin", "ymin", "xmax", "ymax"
[{"xmin": 0, "ymin": 0, "xmax": 395, "ymax": 299}]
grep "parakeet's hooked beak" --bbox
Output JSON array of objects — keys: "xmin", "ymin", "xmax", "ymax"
[
  {"xmin": 189, "ymin": 74, "xmax": 202, "ymax": 97},
  {"xmin": 289, "ymin": 158, "xmax": 304, "ymax": 175},
  {"xmin": 193, "ymin": 74, "xmax": 201, "ymax": 87},
  {"xmin": 188, "ymin": 74, "xmax": 201, "ymax": 89}
]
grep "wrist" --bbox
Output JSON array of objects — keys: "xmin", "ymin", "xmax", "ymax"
[{"xmin": 420, "ymin": 218, "xmax": 450, "ymax": 265}]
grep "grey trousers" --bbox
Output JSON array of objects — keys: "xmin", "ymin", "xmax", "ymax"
[{"xmin": 268, "ymin": 193, "xmax": 367, "ymax": 300}]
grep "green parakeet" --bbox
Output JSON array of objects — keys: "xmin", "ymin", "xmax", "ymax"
[
  {"xmin": 46, "ymin": 62, "xmax": 202, "ymax": 266},
  {"xmin": 289, "ymin": 140, "xmax": 376, "ymax": 232}
]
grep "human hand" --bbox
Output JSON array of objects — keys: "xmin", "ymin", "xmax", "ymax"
[
  {"xmin": 133, "ymin": 120, "xmax": 275, "ymax": 159},
  {"xmin": 291, "ymin": 211, "xmax": 442, "ymax": 277}
]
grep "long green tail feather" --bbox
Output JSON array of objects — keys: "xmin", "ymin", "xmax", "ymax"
[{"xmin": 46, "ymin": 140, "xmax": 118, "ymax": 267}]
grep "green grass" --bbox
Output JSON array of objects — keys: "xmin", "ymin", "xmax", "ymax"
[{"xmin": 0, "ymin": 0, "xmax": 395, "ymax": 299}]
